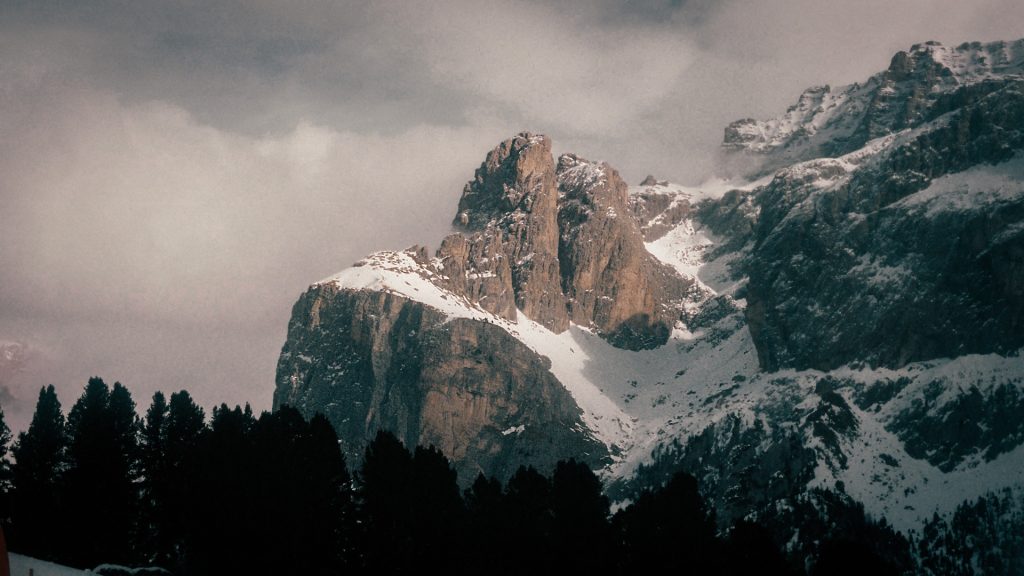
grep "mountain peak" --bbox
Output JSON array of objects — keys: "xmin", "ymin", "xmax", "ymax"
[
  {"xmin": 724, "ymin": 37, "xmax": 1024, "ymax": 176},
  {"xmin": 277, "ymin": 40, "xmax": 1024, "ymax": 560},
  {"xmin": 453, "ymin": 132, "xmax": 555, "ymax": 231},
  {"xmin": 897, "ymin": 39, "xmax": 1024, "ymax": 82}
]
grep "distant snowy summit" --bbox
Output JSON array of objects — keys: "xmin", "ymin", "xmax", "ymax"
[
  {"xmin": 274, "ymin": 38, "xmax": 1024, "ymax": 561},
  {"xmin": 724, "ymin": 39, "xmax": 1024, "ymax": 175}
]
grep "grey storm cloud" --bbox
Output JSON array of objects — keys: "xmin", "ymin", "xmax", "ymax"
[{"xmin": 1, "ymin": 0, "xmax": 1022, "ymax": 430}]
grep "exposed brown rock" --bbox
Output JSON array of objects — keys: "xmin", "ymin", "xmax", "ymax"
[
  {"xmin": 453, "ymin": 133, "xmax": 569, "ymax": 332},
  {"xmin": 444, "ymin": 134, "xmax": 688, "ymax": 349},
  {"xmin": 274, "ymin": 284, "xmax": 608, "ymax": 481},
  {"xmin": 434, "ymin": 232, "xmax": 517, "ymax": 321},
  {"xmin": 629, "ymin": 189, "xmax": 696, "ymax": 242},
  {"xmin": 556, "ymin": 154, "xmax": 689, "ymax": 349},
  {"xmin": 274, "ymin": 132, "xmax": 694, "ymax": 481}
]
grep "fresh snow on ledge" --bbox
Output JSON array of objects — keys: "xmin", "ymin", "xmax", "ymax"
[
  {"xmin": 317, "ymin": 171, "xmax": 1024, "ymax": 532},
  {"xmin": 895, "ymin": 152, "xmax": 1024, "ymax": 216},
  {"xmin": 317, "ymin": 250, "xmax": 638, "ymax": 454},
  {"xmin": 316, "ymin": 247, "xmax": 761, "ymax": 464}
]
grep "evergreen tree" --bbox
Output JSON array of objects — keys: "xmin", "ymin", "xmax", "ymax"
[
  {"xmin": 109, "ymin": 382, "xmax": 142, "ymax": 551},
  {"xmin": 724, "ymin": 520, "xmax": 794, "ymax": 576},
  {"xmin": 138, "ymin": 391, "xmax": 168, "ymax": 564},
  {"xmin": 358, "ymin": 430, "xmax": 414, "ymax": 573},
  {"xmin": 250, "ymin": 406, "xmax": 307, "ymax": 576},
  {"xmin": 304, "ymin": 414, "xmax": 354, "ymax": 571},
  {"xmin": 549, "ymin": 459, "xmax": 613, "ymax": 573},
  {"xmin": 502, "ymin": 466, "xmax": 554, "ymax": 570},
  {"xmin": 614, "ymin": 471, "xmax": 720, "ymax": 574},
  {"xmin": 109, "ymin": 383, "xmax": 139, "ymax": 461},
  {"xmin": 142, "ymin": 392, "xmax": 168, "ymax": 458},
  {"xmin": 464, "ymin": 473, "xmax": 504, "ymax": 570},
  {"xmin": 0, "ymin": 405, "xmax": 12, "ymax": 522},
  {"xmin": 814, "ymin": 538, "xmax": 899, "ymax": 576},
  {"xmin": 62, "ymin": 378, "xmax": 140, "ymax": 567},
  {"xmin": 10, "ymin": 385, "xmax": 67, "ymax": 560},
  {"xmin": 356, "ymin": 431, "xmax": 467, "ymax": 573},
  {"xmin": 409, "ymin": 444, "xmax": 464, "ymax": 568},
  {"xmin": 158, "ymin": 390, "xmax": 204, "ymax": 570},
  {"xmin": 185, "ymin": 403, "xmax": 255, "ymax": 576},
  {"xmin": 246, "ymin": 407, "xmax": 353, "ymax": 576}
]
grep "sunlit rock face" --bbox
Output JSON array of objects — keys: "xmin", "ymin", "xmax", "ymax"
[{"xmin": 274, "ymin": 281, "xmax": 609, "ymax": 481}]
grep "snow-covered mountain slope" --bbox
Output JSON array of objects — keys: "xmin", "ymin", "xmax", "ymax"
[
  {"xmin": 305, "ymin": 167, "xmax": 1024, "ymax": 535},
  {"xmin": 745, "ymin": 81, "xmax": 1024, "ymax": 371},
  {"xmin": 724, "ymin": 39, "xmax": 1024, "ymax": 175},
  {"xmin": 314, "ymin": 251, "xmax": 637, "ymax": 451},
  {"xmin": 310, "ymin": 242, "xmax": 757, "ymax": 465},
  {"xmin": 276, "ymin": 40, "xmax": 1024, "ymax": 557},
  {"xmin": 620, "ymin": 167, "xmax": 1024, "ymax": 532}
]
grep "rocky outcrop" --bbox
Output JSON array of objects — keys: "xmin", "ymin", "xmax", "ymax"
[
  {"xmin": 629, "ymin": 184, "xmax": 696, "ymax": 242},
  {"xmin": 442, "ymin": 132, "xmax": 687, "ymax": 349},
  {"xmin": 744, "ymin": 77, "xmax": 1024, "ymax": 371},
  {"xmin": 556, "ymin": 154, "xmax": 688, "ymax": 349},
  {"xmin": 274, "ymin": 42, "xmax": 1024, "ymax": 552},
  {"xmin": 274, "ymin": 283, "xmax": 609, "ymax": 481},
  {"xmin": 724, "ymin": 39, "xmax": 1024, "ymax": 176},
  {"xmin": 274, "ymin": 132, "xmax": 689, "ymax": 481},
  {"xmin": 452, "ymin": 133, "xmax": 569, "ymax": 332},
  {"xmin": 433, "ymin": 233, "xmax": 517, "ymax": 321},
  {"xmin": 889, "ymin": 381, "xmax": 1024, "ymax": 472}
]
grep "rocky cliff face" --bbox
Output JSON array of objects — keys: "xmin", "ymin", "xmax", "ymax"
[
  {"xmin": 613, "ymin": 39, "xmax": 1024, "ymax": 543},
  {"xmin": 556, "ymin": 154, "xmax": 689, "ymax": 349},
  {"xmin": 275, "ymin": 134, "xmax": 685, "ymax": 478},
  {"xmin": 629, "ymin": 182, "xmax": 696, "ymax": 242},
  {"xmin": 275, "ymin": 268, "xmax": 609, "ymax": 480},
  {"xmin": 744, "ymin": 69, "xmax": 1024, "ymax": 371},
  {"xmin": 724, "ymin": 39, "xmax": 1024, "ymax": 175},
  {"xmin": 276, "ymin": 39, "xmax": 1024, "ymax": 562},
  {"xmin": 441, "ymin": 133, "xmax": 686, "ymax": 347},
  {"xmin": 451, "ymin": 133, "xmax": 568, "ymax": 332}
]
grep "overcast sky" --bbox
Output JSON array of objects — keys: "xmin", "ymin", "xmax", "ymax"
[{"xmin": 1, "ymin": 0, "xmax": 1022, "ymax": 430}]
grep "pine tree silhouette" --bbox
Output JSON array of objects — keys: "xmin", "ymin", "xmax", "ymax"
[
  {"xmin": 0, "ymin": 405, "xmax": 12, "ymax": 524},
  {"xmin": 724, "ymin": 520, "xmax": 794, "ymax": 576},
  {"xmin": 550, "ymin": 459, "xmax": 613, "ymax": 573},
  {"xmin": 502, "ymin": 466, "xmax": 554, "ymax": 570},
  {"xmin": 409, "ymin": 444, "xmax": 464, "ymax": 569},
  {"xmin": 303, "ymin": 413, "xmax": 353, "ymax": 573},
  {"xmin": 137, "ymin": 390, "xmax": 206, "ymax": 570},
  {"xmin": 186, "ymin": 404, "xmax": 256, "ymax": 576},
  {"xmin": 62, "ymin": 378, "xmax": 140, "ymax": 567},
  {"xmin": 138, "ymin": 391, "xmax": 168, "ymax": 564},
  {"xmin": 359, "ymin": 430, "xmax": 415, "ymax": 573},
  {"xmin": 10, "ymin": 385, "xmax": 67, "ymax": 560},
  {"xmin": 615, "ymin": 471, "xmax": 720, "ymax": 574},
  {"xmin": 465, "ymin": 473, "xmax": 504, "ymax": 570}
]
